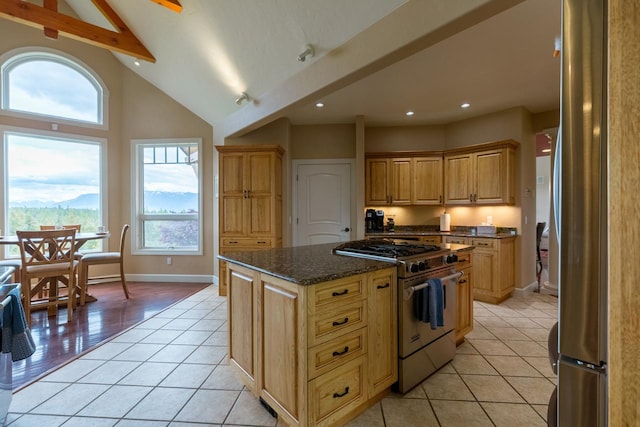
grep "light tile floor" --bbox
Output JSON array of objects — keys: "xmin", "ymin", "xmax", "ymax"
[{"xmin": 6, "ymin": 286, "xmax": 558, "ymax": 427}]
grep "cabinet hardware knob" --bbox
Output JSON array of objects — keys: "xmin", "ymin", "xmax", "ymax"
[
  {"xmin": 333, "ymin": 387, "xmax": 350, "ymax": 398},
  {"xmin": 332, "ymin": 289, "xmax": 348, "ymax": 297},
  {"xmin": 377, "ymin": 283, "xmax": 390, "ymax": 289},
  {"xmin": 332, "ymin": 317, "xmax": 349, "ymax": 326},
  {"xmin": 332, "ymin": 346, "xmax": 350, "ymax": 356},
  {"xmin": 342, "ymin": 227, "xmax": 350, "ymax": 232}
]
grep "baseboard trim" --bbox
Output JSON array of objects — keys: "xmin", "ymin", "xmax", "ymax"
[
  {"xmin": 512, "ymin": 281, "xmax": 540, "ymax": 297},
  {"xmin": 125, "ymin": 274, "xmax": 216, "ymax": 283}
]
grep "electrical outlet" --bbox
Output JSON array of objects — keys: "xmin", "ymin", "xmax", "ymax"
[{"xmin": 166, "ymin": 257, "xmax": 172, "ymax": 265}]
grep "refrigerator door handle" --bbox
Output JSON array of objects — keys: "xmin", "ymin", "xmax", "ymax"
[{"xmin": 561, "ymin": 355, "xmax": 607, "ymax": 375}]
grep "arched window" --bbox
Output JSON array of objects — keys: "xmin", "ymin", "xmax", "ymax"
[
  {"xmin": 1, "ymin": 50, "xmax": 109, "ymax": 257},
  {"xmin": 1, "ymin": 50, "xmax": 105, "ymax": 125}
]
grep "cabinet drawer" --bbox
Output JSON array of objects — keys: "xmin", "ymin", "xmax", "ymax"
[
  {"xmin": 310, "ymin": 300, "xmax": 368, "ymax": 346},
  {"xmin": 222, "ymin": 238, "xmax": 273, "ymax": 247},
  {"xmin": 309, "ymin": 356, "xmax": 366, "ymax": 426},
  {"xmin": 443, "ymin": 236, "xmax": 469, "ymax": 245},
  {"xmin": 471, "ymin": 238, "xmax": 498, "ymax": 250},
  {"xmin": 308, "ymin": 328, "xmax": 367, "ymax": 380},
  {"xmin": 420, "ymin": 235, "xmax": 442, "ymax": 245},
  {"xmin": 456, "ymin": 251, "xmax": 472, "ymax": 268},
  {"xmin": 311, "ymin": 276, "xmax": 366, "ymax": 309}
]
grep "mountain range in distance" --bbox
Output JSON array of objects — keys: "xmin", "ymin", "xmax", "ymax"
[{"xmin": 10, "ymin": 191, "xmax": 198, "ymax": 212}]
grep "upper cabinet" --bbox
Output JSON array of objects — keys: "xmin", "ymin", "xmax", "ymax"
[
  {"xmin": 412, "ymin": 156, "xmax": 444, "ymax": 205},
  {"xmin": 365, "ymin": 157, "xmax": 412, "ymax": 205},
  {"xmin": 366, "ymin": 141, "xmax": 517, "ymax": 207},
  {"xmin": 444, "ymin": 141, "xmax": 518, "ymax": 205},
  {"xmin": 365, "ymin": 155, "xmax": 443, "ymax": 206}
]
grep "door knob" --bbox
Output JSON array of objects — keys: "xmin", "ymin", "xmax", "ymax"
[{"xmin": 342, "ymin": 227, "xmax": 350, "ymax": 232}]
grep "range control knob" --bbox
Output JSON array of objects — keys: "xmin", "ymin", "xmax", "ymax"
[
  {"xmin": 446, "ymin": 254, "xmax": 459, "ymax": 264},
  {"xmin": 418, "ymin": 261, "xmax": 426, "ymax": 271},
  {"xmin": 409, "ymin": 263, "xmax": 419, "ymax": 273}
]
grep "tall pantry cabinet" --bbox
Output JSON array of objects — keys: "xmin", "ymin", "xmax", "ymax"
[{"xmin": 216, "ymin": 145, "xmax": 284, "ymax": 295}]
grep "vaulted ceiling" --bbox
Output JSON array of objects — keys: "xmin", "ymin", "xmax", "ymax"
[{"xmin": 6, "ymin": 0, "xmax": 561, "ymax": 137}]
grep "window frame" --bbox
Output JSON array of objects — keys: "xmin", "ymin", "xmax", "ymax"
[
  {"xmin": 131, "ymin": 138, "xmax": 203, "ymax": 256},
  {"xmin": 0, "ymin": 47, "xmax": 109, "ymax": 130},
  {"xmin": 1, "ymin": 125, "xmax": 108, "ymax": 258}
]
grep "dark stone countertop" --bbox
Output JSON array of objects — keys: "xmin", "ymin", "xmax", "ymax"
[
  {"xmin": 367, "ymin": 230, "xmax": 517, "ymax": 239},
  {"xmin": 218, "ymin": 243, "xmax": 397, "ymax": 286}
]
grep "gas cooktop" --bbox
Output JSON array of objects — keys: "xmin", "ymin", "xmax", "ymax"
[{"xmin": 333, "ymin": 239, "xmax": 443, "ymax": 259}]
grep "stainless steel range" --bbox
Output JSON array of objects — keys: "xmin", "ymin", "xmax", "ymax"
[{"xmin": 334, "ymin": 239, "xmax": 463, "ymax": 393}]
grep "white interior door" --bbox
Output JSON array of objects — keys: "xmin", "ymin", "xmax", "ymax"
[{"xmin": 294, "ymin": 161, "xmax": 352, "ymax": 246}]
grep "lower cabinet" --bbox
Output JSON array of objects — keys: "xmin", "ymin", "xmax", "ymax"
[
  {"xmin": 226, "ymin": 263, "xmax": 397, "ymax": 427},
  {"xmin": 470, "ymin": 237, "xmax": 515, "ymax": 304},
  {"xmin": 443, "ymin": 236, "xmax": 516, "ymax": 305},
  {"xmin": 454, "ymin": 250, "xmax": 473, "ymax": 345}
]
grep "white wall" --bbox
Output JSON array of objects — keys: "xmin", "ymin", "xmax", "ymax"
[{"xmin": 536, "ymin": 155, "xmax": 551, "ymax": 228}]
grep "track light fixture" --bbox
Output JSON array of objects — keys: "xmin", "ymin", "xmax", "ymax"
[
  {"xmin": 297, "ymin": 44, "xmax": 315, "ymax": 62},
  {"xmin": 235, "ymin": 92, "xmax": 251, "ymax": 105}
]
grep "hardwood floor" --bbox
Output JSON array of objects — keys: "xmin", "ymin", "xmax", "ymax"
[{"xmin": 13, "ymin": 281, "xmax": 210, "ymax": 390}]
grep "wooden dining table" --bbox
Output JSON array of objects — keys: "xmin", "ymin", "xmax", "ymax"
[{"xmin": 0, "ymin": 232, "xmax": 111, "ymax": 312}]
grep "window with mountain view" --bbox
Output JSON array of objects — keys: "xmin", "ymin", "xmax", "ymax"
[
  {"xmin": 132, "ymin": 139, "xmax": 202, "ymax": 254},
  {"xmin": 1, "ymin": 50, "xmax": 107, "ymax": 258},
  {"xmin": 3, "ymin": 132, "xmax": 105, "ymax": 256}
]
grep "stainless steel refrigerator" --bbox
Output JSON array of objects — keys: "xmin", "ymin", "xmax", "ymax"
[{"xmin": 554, "ymin": 0, "xmax": 608, "ymax": 425}]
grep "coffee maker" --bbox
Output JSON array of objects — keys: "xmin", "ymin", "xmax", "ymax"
[{"xmin": 365, "ymin": 209, "xmax": 384, "ymax": 232}]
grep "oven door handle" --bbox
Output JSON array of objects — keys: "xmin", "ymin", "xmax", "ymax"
[{"xmin": 403, "ymin": 271, "xmax": 463, "ymax": 300}]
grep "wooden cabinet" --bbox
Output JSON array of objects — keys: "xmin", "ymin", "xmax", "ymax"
[
  {"xmin": 216, "ymin": 145, "xmax": 284, "ymax": 295},
  {"xmin": 365, "ymin": 155, "xmax": 443, "ymax": 206},
  {"xmin": 442, "ymin": 236, "xmax": 470, "ymax": 245},
  {"xmin": 367, "ymin": 269, "xmax": 397, "ymax": 397},
  {"xmin": 226, "ymin": 263, "xmax": 397, "ymax": 427},
  {"xmin": 365, "ymin": 157, "xmax": 412, "ymax": 205},
  {"xmin": 444, "ymin": 140, "xmax": 517, "ymax": 205},
  {"xmin": 454, "ymin": 250, "xmax": 473, "ymax": 345},
  {"xmin": 412, "ymin": 156, "xmax": 444, "ymax": 205},
  {"xmin": 470, "ymin": 237, "xmax": 515, "ymax": 304},
  {"xmin": 226, "ymin": 263, "xmax": 258, "ymax": 390}
]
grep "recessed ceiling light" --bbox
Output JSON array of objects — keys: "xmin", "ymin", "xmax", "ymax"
[
  {"xmin": 461, "ymin": 103, "xmax": 470, "ymax": 109},
  {"xmin": 405, "ymin": 111, "xmax": 414, "ymax": 116},
  {"xmin": 134, "ymin": 60, "xmax": 141, "ymax": 67},
  {"xmin": 315, "ymin": 102, "xmax": 324, "ymax": 108}
]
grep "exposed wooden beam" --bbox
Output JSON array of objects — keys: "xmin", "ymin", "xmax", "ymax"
[
  {"xmin": 0, "ymin": 0, "xmax": 155, "ymax": 63},
  {"xmin": 43, "ymin": 0, "xmax": 58, "ymax": 39},
  {"xmin": 149, "ymin": 0, "xmax": 182, "ymax": 13}
]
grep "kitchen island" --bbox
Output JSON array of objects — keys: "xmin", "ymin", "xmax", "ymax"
[{"xmin": 218, "ymin": 243, "xmax": 398, "ymax": 427}]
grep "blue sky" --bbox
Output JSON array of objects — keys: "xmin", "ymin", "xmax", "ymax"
[{"xmin": 6, "ymin": 59, "xmax": 198, "ymax": 204}]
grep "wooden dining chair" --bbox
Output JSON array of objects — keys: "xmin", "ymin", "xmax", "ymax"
[
  {"xmin": 78, "ymin": 224, "xmax": 130, "ymax": 305},
  {"xmin": 40, "ymin": 224, "xmax": 82, "ymax": 232},
  {"xmin": 16, "ymin": 229, "xmax": 79, "ymax": 325}
]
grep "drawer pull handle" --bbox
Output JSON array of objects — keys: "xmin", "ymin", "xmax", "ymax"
[
  {"xmin": 333, "ymin": 387, "xmax": 350, "ymax": 398},
  {"xmin": 257, "ymin": 241, "xmax": 267, "ymax": 244},
  {"xmin": 332, "ymin": 346, "xmax": 349, "ymax": 356},
  {"xmin": 332, "ymin": 289, "xmax": 349, "ymax": 297},
  {"xmin": 332, "ymin": 317, "xmax": 349, "ymax": 326},
  {"xmin": 459, "ymin": 279, "xmax": 468, "ymax": 284},
  {"xmin": 377, "ymin": 283, "xmax": 390, "ymax": 289},
  {"xmin": 478, "ymin": 243, "xmax": 490, "ymax": 246},
  {"xmin": 229, "ymin": 241, "xmax": 238, "ymax": 244}
]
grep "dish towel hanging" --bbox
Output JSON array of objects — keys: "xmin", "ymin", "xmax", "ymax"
[
  {"xmin": 414, "ymin": 278, "xmax": 445, "ymax": 330},
  {"xmin": 1, "ymin": 288, "xmax": 36, "ymax": 362}
]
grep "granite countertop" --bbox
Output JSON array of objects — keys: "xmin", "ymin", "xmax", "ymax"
[
  {"xmin": 218, "ymin": 243, "xmax": 397, "ymax": 286},
  {"xmin": 367, "ymin": 228, "xmax": 517, "ymax": 239}
]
